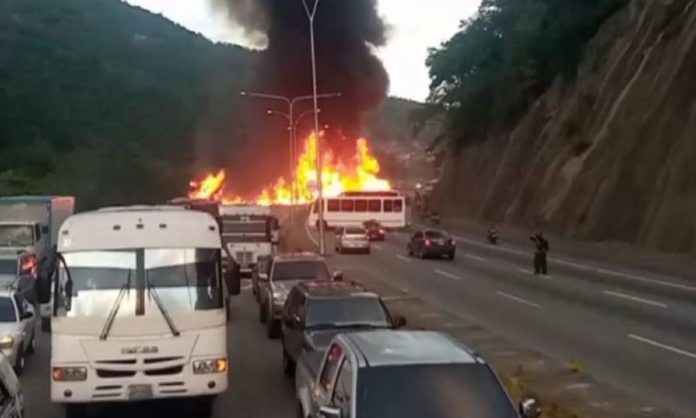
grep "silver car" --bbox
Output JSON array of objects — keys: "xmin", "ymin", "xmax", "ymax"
[
  {"xmin": 0, "ymin": 251, "xmax": 37, "ymax": 304},
  {"xmin": 335, "ymin": 227, "xmax": 371, "ymax": 254},
  {"xmin": 0, "ymin": 289, "xmax": 37, "ymax": 376}
]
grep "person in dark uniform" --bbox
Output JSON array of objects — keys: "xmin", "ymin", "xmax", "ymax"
[{"xmin": 530, "ymin": 232, "xmax": 549, "ymax": 275}]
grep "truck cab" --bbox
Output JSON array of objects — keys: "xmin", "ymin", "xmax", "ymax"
[
  {"xmin": 295, "ymin": 330, "xmax": 540, "ymax": 418},
  {"xmin": 219, "ymin": 205, "xmax": 278, "ymax": 276}
]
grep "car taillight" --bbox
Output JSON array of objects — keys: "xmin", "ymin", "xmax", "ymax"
[
  {"xmin": 450, "ymin": 238, "xmax": 456, "ymax": 245},
  {"xmin": 379, "ymin": 229, "xmax": 385, "ymax": 234},
  {"xmin": 424, "ymin": 239, "xmax": 432, "ymax": 247},
  {"xmin": 20, "ymin": 254, "xmax": 38, "ymax": 277}
]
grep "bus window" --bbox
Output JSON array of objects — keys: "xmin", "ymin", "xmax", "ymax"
[
  {"xmin": 355, "ymin": 200, "xmax": 368, "ymax": 212},
  {"xmin": 394, "ymin": 199, "xmax": 404, "ymax": 213},
  {"xmin": 328, "ymin": 199, "xmax": 340, "ymax": 212},
  {"xmin": 341, "ymin": 199, "xmax": 355, "ymax": 212},
  {"xmin": 368, "ymin": 200, "xmax": 381, "ymax": 212},
  {"xmin": 383, "ymin": 200, "xmax": 393, "ymax": 213}
]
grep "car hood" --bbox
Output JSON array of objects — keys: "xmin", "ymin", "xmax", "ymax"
[
  {"xmin": 0, "ymin": 322, "xmax": 22, "ymax": 338},
  {"xmin": 271, "ymin": 280, "xmax": 306, "ymax": 295}
]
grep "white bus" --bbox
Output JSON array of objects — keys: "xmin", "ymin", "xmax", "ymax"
[
  {"xmin": 308, "ymin": 191, "xmax": 407, "ymax": 230},
  {"xmin": 36, "ymin": 206, "xmax": 240, "ymax": 418},
  {"xmin": 219, "ymin": 205, "xmax": 278, "ymax": 276}
]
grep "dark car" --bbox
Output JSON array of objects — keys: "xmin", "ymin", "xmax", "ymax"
[
  {"xmin": 363, "ymin": 220, "xmax": 386, "ymax": 241},
  {"xmin": 407, "ymin": 229, "xmax": 456, "ymax": 260},
  {"xmin": 280, "ymin": 280, "xmax": 405, "ymax": 377}
]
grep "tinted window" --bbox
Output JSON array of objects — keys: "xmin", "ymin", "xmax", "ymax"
[
  {"xmin": 383, "ymin": 200, "xmax": 393, "ymax": 212},
  {"xmin": 0, "ymin": 298, "xmax": 16, "ymax": 322},
  {"xmin": 355, "ymin": 200, "xmax": 368, "ymax": 212},
  {"xmin": 0, "ymin": 225, "xmax": 33, "ymax": 247},
  {"xmin": 425, "ymin": 231, "xmax": 447, "ymax": 238},
  {"xmin": 328, "ymin": 200, "xmax": 340, "ymax": 212},
  {"xmin": 358, "ymin": 364, "xmax": 517, "ymax": 418},
  {"xmin": 341, "ymin": 200, "xmax": 355, "ymax": 212},
  {"xmin": 394, "ymin": 199, "xmax": 404, "ymax": 213},
  {"xmin": 368, "ymin": 200, "xmax": 381, "ymax": 212},
  {"xmin": 344, "ymin": 227, "xmax": 366, "ymax": 235},
  {"xmin": 306, "ymin": 297, "xmax": 390, "ymax": 328},
  {"xmin": 0, "ymin": 260, "xmax": 16, "ymax": 275},
  {"xmin": 273, "ymin": 261, "xmax": 330, "ymax": 281}
]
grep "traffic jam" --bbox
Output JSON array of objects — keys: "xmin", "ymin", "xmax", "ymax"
[{"xmin": 0, "ymin": 192, "xmax": 543, "ymax": 418}]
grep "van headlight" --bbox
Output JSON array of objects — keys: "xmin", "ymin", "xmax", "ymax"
[
  {"xmin": 193, "ymin": 358, "xmax": 228, "ymax": 374},
  {"xmin": 52, "ymin": 367, "xmax": 88, "ymax": 382},
  {"xmin": 0, "ymin": 336, "xmax": 15, "ymax": 350}
]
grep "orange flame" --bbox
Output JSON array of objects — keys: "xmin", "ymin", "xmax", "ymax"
[{"xmin": 188, "ymin": 134, "xmax": 391, "ymax": 206}]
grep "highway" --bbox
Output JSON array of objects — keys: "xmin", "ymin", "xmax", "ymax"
[
  {"xmin": 22, "ymin": 289, "xmax": 297, "ymax": 418},
  {"xmin": 305, "ymin": 223, "xmax": 696, "ymax": 418}
]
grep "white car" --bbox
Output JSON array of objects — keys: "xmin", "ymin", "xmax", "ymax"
[
  {"xmin": 0, "ymin": 289, "xmax": 36, "ymax": 376},
  {"xmin": 335, "ymin": 227, "xmax": 371, "ymax": 254}
]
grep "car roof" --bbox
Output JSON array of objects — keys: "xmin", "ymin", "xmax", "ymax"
[
  {"xmin": 345, "ymin": 330, "xmax": 480, "ymax": 367},
  {"xmin": 297, "ymin": 280, "xmax": 375, "ymax": 298},
  {"xmin": 274, "ymin": 252, "xmax": 325, "ymax": 262}
]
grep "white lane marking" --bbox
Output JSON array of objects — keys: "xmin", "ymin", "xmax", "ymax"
[
  {"xmin": 434, "ymin": 269, "xmax": 462, "ymax": 281},
  {"xmin": 464, "ymin": 253, "xmax": 486, "ymax": 262},
  {"xmin": 628, "ymin": 334, "xmax": 696, "ymax": 360},
  {"xmin": 412, "ymin": 223, "xmax": 696, "ymax": 293},
  {"xmin": 518, "ymin": 268, "xmax": 533, "ymax": 274},
  {"xmin": 496, "ymin": 291, "xmax": 542, "ymax": 309},
  {"xmin": 603, "ymin": 290, "xmax": 668, "ymax": 308},
  {"xmin": 304, "ymin": 220, "xmax": 319, "ymax": 246},
  {"xmin": 396, "ymin": 255, "xmax": 412, "ymax": 263},
  {"xmin": 372, "ymin": 244, "xmax": 384, "ymax": 250}
]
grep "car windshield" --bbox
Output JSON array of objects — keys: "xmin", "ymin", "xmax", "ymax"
[
  {"xmin": 59, "ymin": 248, "xmax": 222, "ymax": 318},
  {"xmin": 358, "ymin": 364, "xmax": 517, "ymax": 418},
  {"xmin": 0, "ymin": 225, "xmax": 33, "ymax": 247},
  {"xmin": 345, "ymin": 228, "xmax": 366, "ymax": 235},
  {"xmin": 0, "ymin": 260, "xmax": 16, "ymax": 275},
  {"xmin": 272, "ymin": 261, "xmax": 330, "ymax": 281},
  {"xmin": 425, "ymin": 231, "xmax": 447, "ymax": 239},
  {"xmin": 0, "ymin": 297, "xmax": 16, "ymax": 322},
  {"xmin": 306, "ymin": 297, "xmax": 390, "ymax": 328}
]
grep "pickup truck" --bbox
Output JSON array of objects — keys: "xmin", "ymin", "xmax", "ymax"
[{"xmin": 295, "ymin": 330, "xmax": 541, "ymax": 418}]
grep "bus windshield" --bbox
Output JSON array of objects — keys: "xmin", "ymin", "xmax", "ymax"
[
  {"xmin": 58, "ymin": 248, "xmax": 223, "ymax": 318},
  {"xmin": 0, "ymin": 225, "xmax": 34, "ymax": 247}
]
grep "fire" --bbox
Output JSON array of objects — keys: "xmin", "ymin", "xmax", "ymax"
[{"xmin": 188, "ymin": 133, "xmax": 392, "ymax": 205}]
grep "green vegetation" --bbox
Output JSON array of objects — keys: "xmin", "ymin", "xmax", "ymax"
[
  {"xmin": 426, "ymin": 0, "xmax": 628, "ymax": 145},
  {"xmin": 0, "ymin": 0, "xmax": 253, "ymax": 208}
]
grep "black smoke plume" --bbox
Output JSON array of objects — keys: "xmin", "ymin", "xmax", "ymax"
[{"xmin": 211, "ymin": 0, "xmax": 390, "ymax": 143}]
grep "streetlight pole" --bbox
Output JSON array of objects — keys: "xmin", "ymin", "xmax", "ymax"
[
  {"xmin": 301, "ymin": 0, "xmax": 326, "ymax": 255},
  {"xmin": 241, "ymin": 90, "xmax": 339, "ymax": 228}
]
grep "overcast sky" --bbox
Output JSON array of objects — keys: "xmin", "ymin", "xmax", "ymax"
[{"xmin": 123, "ymin": 0, "xmax": 481, "ymax": 101}]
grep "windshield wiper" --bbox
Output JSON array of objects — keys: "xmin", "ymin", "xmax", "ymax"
[
  {"xmin": 146, "ymin": 276, "xmax": 180, "ymax": 337},
  {"xmin": 100, "ymin": 270, "xmax": 131, "ymax": 341}
]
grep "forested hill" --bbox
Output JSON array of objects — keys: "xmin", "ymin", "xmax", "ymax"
[{"xmin": 0, "ymin": 0, "xmax": 254, "ymax": 207}]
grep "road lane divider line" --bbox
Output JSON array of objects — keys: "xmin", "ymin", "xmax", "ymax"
[
  {"xmin": 496, "ymin": 291, "xmax": 542, "ymax": 309},
  {"xmin": 628, "ymin": 334, "xmax": 696, "ymax": 360},
  {"xmin": 396, "ymin": 255, "xmax": 412, "ymax": 263},
  {"xmin": 464, "ymin": 253, "xmax": 486, "ymax": 262},
  {"xmin": 518, "ymin": 268, "xmax": 533, "ymax": 274},
  {"xmin": 434, "ymin": 269, "xmax": 462, "ymax": 281},
  {"xmin": 603, "ymin": 290, "xmax": 667, "ymax": 308}
]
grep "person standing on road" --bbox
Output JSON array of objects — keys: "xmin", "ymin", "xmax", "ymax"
[{"xmin": 530, "ymin": 232, "xmax": 549, "ymax": 275}]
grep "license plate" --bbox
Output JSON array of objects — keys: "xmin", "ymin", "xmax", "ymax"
[{"xmin": 128, "ymin": 384, "xmax": 153, "ymax": 400}]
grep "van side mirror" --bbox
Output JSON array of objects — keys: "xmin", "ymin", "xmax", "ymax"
[
  {"xmin": 21, "ymin": 311, "xmax": 34, "ymax": 320},
  {"xmin": 225, "ymin": 266, "xmax": 241, "ymax": 296},
  {"xmin": 332, "ymin": 271, "xmax": 344, "ymax": 282},
  {"xmin": 519, "ymin": 398, "xmax": 541, "ymax": 418}
]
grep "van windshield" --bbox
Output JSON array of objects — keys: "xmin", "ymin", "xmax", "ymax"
[
  {"xmin": 58, "ymin": 248, "xmax": 223, "ymax": 318},
  {"xmin": 0, "ymin": 225, "xmax": 33, "ymax": 247}
]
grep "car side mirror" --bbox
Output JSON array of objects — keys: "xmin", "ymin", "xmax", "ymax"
[
  {"xmin": 519, "ymin": 398, "xmax": 541, "ymax": 418},
  {"xmin": 392, "ymin": 315, "xmax": 407, "ymax": 329},
  {"xmin": 332, "ymin": 271, "xmax": 344, "ymax": 282},
  {"xmin": 318, "ymin": 406, "xmax": 342, "ymax": 418},
  {"xmin": 225, "ymin": 268, "xmax": 241, "ymax": 296},
  {"xmin": 21, "ymin": 311, "xmax": 33, "ymax": 320}
]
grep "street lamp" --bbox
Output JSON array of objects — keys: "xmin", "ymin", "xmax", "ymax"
[
  {"xmin": 240, "ymin": 90, "xmax": 340, "ymax": 225},
  {"xmin": 300, "ymin": 0, "xmax": 327, "ymax": 254}
]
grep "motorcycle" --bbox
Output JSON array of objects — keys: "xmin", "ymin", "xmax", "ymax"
[{"xmin": 487, "ymin": 229, "xmax": 499, "ymax": 245}]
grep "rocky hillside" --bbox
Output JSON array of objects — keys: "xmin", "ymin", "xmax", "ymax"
[{"xmin": 434, "ymin": 0, "xmax": 696, "ymax": 253}]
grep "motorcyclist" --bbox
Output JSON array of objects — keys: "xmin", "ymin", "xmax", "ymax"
[
  {"xmin": 530, "ymin": 232, "xmax": 549, "ymax": 275},
  {"xmin": 487, "ymin": 225, "xmax": 499, "ymax": 245}
]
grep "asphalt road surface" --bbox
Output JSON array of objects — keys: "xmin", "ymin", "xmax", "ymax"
[
  {"xmin": 22, "ymin": 287, "xmax": 297, "ymax": 418},
  {"xmin": 307, "ymin": 224, "xmax": 696, "ymax": 418}
]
